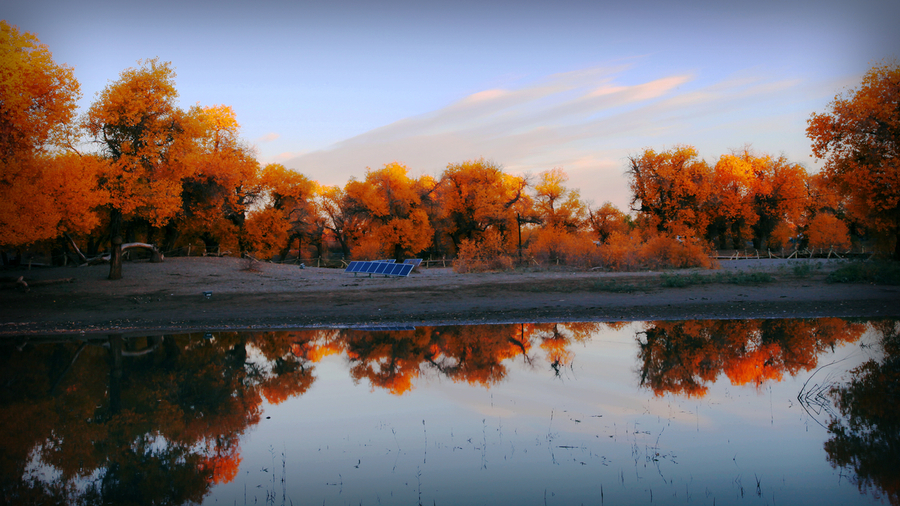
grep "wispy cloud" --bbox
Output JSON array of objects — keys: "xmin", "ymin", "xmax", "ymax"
[
  {"xmin": 283, "ymin": 64, "xmax": 811, "ymax": 208},
  {"xmin": 256, "ymin": 132, "xmax": 280, "ymax": 143}
]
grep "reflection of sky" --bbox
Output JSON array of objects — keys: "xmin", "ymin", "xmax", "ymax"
[
  {"xmin": 221, "ymin": 322, "xmax": 883, "ymax": 506},
  {"xmin": 6, "ymin": 0, "xmax": 900, "ymax": 209}
]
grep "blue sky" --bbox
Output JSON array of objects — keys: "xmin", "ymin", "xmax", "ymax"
[{"xmin": 7, "ymin": 0, "xmax": 899, "ymax": 209}]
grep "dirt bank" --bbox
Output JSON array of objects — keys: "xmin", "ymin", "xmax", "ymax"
[{"xmin": 1, "ymin": 257, "xmax": 897, "ymax": 337}]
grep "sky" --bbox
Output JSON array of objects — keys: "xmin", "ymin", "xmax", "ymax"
[{"xmin": 6, "ymin": 0, "xmax": 899, "ymax": 210}]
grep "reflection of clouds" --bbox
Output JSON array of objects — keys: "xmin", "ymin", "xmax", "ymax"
[{"xmin": 283, "ymin": 65, "xmax": 807, "ymax": 208}]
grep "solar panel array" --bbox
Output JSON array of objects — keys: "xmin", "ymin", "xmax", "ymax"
[{"xmin": 345, "ymin": 260, "xmax": 414, "ymax": 277}]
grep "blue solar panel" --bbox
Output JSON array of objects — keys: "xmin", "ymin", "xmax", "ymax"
[
  {"xmin": 403, "ymin": 258, "xmax": 422, "ymax": 267},
  {"xmin": 344, "ymin": 260, "xmax": 414, "ymax": 277}
]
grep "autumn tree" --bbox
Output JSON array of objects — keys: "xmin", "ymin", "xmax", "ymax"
[
  {"xmin": 807, "ymin": 212, "xmax": 852, "ymax": 251},
  {"xmin": 748, "ymin": 153, "xmax": 808, "ymax": 251},
  {"xmin": 706, "ymin": 153, "xmax": 758, "ymax": 248},
  {"xmin": 317, "ymin": 185, "xmax": 361, "ymax": 259},
  {"xmin": 627, "ymin": 145, "xmax": 713, "ymax": 237},
  {"xmin": 587, "ymin": 201, "xmax": 630, "ymax": 243},
  {"xmin": 0, "ymin": 21, "xmax": 105, "ymax": 254},
  {"xmin": 436, "ymin": 159, "xmax": 529, "ymax": 255},
  {"xmin": 83, "ymin": 58, "xmax": 202, "ymax": 279},
  {"xmin": 527, "ymin": 168, "xmax": 595, "ymax": 266},
  {"xmin": 344, "ymin": 162, "xmax": 433, "ymax": 260},
  {"xmin": 173, "ymin": 105, "xmax": 260, "ymax": 255},
  {"xmin": 242, "ymin": 163, "xmax": 317, "ymax": 260},
  {"xmin": 808, "ymin": 62, "xmax": 900, "ymax": 258}
]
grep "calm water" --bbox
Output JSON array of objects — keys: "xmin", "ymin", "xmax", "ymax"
[{"xmin": 2, "ymin": 318, "xmax": 897, "ymax": 506}]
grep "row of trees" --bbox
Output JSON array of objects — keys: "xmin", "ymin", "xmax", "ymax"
[
  {"xmin": 2, "ymin": 21, "xmax": 898, "ymax": 281},
  {"xmin": 627, "ymin": 146, "xmax": 850, "ymax": 252}
]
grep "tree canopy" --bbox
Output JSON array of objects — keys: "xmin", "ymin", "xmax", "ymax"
[
  {"xmin": 808, "ymin": 61, "xmax": 900, "ymax": 258},
  {"xmin": 3, "ymin": 22, "xmax": 897, "ymax": 271}
]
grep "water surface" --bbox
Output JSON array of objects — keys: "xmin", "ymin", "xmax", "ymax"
[{"xmin": 2, "ymin": 318, "xmax": 896, "ymax": 505}]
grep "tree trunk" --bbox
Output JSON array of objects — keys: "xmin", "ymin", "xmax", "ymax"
[
  {"xmin": 894, "ymin": 229, "xmax": 900, "ymax": 261},
  {"xmin": 107, "ymin": 334, "xmax": 123, "ymax": 416},
  {"xmin": 109, "ymin": 209, "xmax": 123, "ymax": 280}
]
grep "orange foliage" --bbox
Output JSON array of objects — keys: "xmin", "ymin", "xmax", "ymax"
[
  {"xmin": 534, "ymin": 168, "xmax": 586, "ymax": 232},
  {"xmin": 84, "ymin": 58, "xmax": 200, "ymax": 224},
  {"xmin": 588, "ymin": 202, "xmax": 630, "ymax": 243},
  {"xmin": 0, "ymin": 22, "xmax": 106, "ymax": 248},
  {"xmin": 260, "ymin": 370, "xmax": 315, "ymax": 405},
  {"xmin": 175, "ymin": 105, "xmax": 260, "ymax": 254},
  {"xmin": 202, "ymin": 450, "xmax": 242, "ymax": 484},
  {"xmin": 454, "ymin": 228, "xmax": 514, "ymax": 272},
  {"xmin": 244, "ymin": 163, "xmax": 317, "ymax": 259},
  {"xmin": 597, "ymin": 230, "xmax": 715, "ymax": 271},
  {"xmin": 807, "ymin": 213, "xmax": 851, "ymax": 251},
  {"xmin": 242, "ymin": 207, "xmax": 291, "ymax": 259},
  {"xmin": 527, "ymin": 227, "xmax": 598, "ymax": 268},
  {"xmin": 84, "ymin": 58, "xmax": 204, "ymax": 278},
  {"xmin": 723, "ymin": 344, "xmax": 784, "ymax": 387},
  {"xmin": 808, "ymin": 61, "xmax": 900, "ymax": 258},
  {"xmin": 437, "ymin": 159, "xmax": 527, "ymax": 254},
  {"xmin": 345, "ymin": 163, "xmax": 433, "ymax": 260},
  {"xmin": 345, "ymin": 328, "xmax": 433, "ymax": 395},
  {"xmin": 627, "ymin": 145, "xmax": 713, "ymax": 234},
  {"xmin": 708, "ymin": 153, "xmax": 759, "ymax": 238},
  {"xmin": 0, "ymin": 21, "xmax": 80, "ymax": 158},
  {"xmin": 638, "ymin": 318, "xmax": 867, "ymax": 397},
  {"xmin": 768, "ymin": 220, "xmax": 796, "ymax": 251}
]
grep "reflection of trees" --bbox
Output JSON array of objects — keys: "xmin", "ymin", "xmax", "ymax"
[
  {"xmin": 637, "ymin": 318, "xmax": 866, "ymax": 397},
  {"xmin": 526, "ymin": 323, "xmax": 599, "ymax": 375},
  {"xmin": 344, "ymin": 323, "xmax": 606, "ymax": 393},
  {"xmin": 0, "ymin": 330, "xmax": 327, "ymax": 505},
  {"xmin": 345, "ymin": 328, "xmax": 435, "ymax": 395},
  {"xmin": 826, "ymin": 320, "xmax": 900, "ymax": 505}
]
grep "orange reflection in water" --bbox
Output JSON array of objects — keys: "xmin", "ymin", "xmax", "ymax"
[
  {"xmin": 637, "ymin": 318, "xmax": 866, "ymax": 397},
  {"xmin": 1, "ymin": 318, "xmax": 886, "ymax": 505}
]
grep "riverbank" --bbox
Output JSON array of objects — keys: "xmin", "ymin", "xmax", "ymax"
[{"xmin": 1, "ymin": 256, "xmax": 897, "ymax": 337}]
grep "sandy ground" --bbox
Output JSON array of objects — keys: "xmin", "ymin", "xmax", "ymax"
[{"xmin": 1, "ymin": 256, "xmax": 898, "ymax": 336}]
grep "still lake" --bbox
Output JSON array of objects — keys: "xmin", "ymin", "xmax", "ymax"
[{"xmin": 2, "ymin": 318, "xmax": 896, "ymax": 505}]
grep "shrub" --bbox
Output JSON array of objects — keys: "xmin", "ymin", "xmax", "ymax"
[
  {"xmin": 769, "ymin": 221, "xmax": 796, "ymax": 251},
  {"xmin": 827, "ymin": 261, "xmax": 900, "ymax": 284},
  {"xmin": 807, "ymin": 213, "xmax": 851, "ymax": 251},
  {"xmin": 527, "ymin": 227, "xmax": 599, "ymax": 268},
  {"xmin": 638, "ymin": 232, "xmax": 716, "ymax": 270},
  {"xmin": 454, "ymin": 229, "xmax": 514, "ymax": 273},
  {"xmin": 597, "ymin": 230, "xmax": 716, "ymax": 271},
  {"xmin": 597, "ymin": 232, "xmax": 644, "ymax": 271}
]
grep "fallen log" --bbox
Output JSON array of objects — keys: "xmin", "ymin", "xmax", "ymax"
[{"xmin": 77, "ymin": 243, "xmax": 164, "ymax": 266}]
